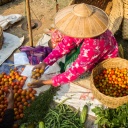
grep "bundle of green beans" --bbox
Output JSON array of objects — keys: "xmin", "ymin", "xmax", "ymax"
[{"xmin": 44, "ymin": 103, "xmax": 85, "ymax": 128}]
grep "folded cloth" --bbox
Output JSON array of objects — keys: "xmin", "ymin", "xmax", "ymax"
[
  {"xmin": 0, "ymin": 14, "xmax": 23, "ymax": 30},
  {"xmin": 20, "ymin": 46, "xmax": 52, "ymax": 65},
  {"xmin": 0, "ymin": 32, "xmax": 24, "ymax": 65}
]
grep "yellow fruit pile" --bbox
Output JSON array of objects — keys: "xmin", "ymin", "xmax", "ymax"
[{"xmin": 31, "ymin": 68, "xmax": 44, "ymax": 80}]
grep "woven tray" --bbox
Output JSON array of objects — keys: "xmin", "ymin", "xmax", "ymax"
[
  {"xmin": 122, "ymin": 0, "xmax": 128, "ymax": 40},
  {"xmin": 0, "ymin": 0, "xmax": 13, "ymax": 6},
  {"xmin": 0, "ymin": 26, "xmax": 3, "ymax": 50},
  {"xmin": 90, "ymin": 57, "xmax": 128, "ymax": 108},
  {"xmin": 69, "ymin": 0, "xmax": 123, "ymax": 35}
]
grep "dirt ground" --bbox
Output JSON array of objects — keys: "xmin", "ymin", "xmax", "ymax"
[
  {"xmin": 0, "ymin": 0, "xmax": 71, "ymax": 61},
  {"xmin": 0, "ymin": 0, "xmax": 71, "ymax": 44}
]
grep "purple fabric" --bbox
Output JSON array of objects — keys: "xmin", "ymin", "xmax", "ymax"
[{"xmin": 20, "ymin": 46, "xmax": 52, "ymax": 65}]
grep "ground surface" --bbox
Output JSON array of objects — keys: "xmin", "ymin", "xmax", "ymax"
[
  {"xmin": 0, "ymin": 0, "xmax": 71, "ymax": 45},
  {"xmin": 0, "ymin": 0, "xmax": 71, "ymax": 60}
]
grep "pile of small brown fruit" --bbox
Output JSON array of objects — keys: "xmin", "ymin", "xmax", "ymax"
[
  {"xmin": 31, "ymin": 68, "xmax": 44, "ymax": 80},
  {"xmin": 0, "ymin": 68, "xmax": 37, "ymax": 128}
]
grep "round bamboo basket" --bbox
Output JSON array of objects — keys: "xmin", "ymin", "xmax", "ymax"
[
  {"xmin": 69, "ymin": 0, "xmax": 123, "ymax": 35},
  {"xmin": 90, "ymin": 57, "xmax": 128, "ymax": 108},
  {"xmin": 0, "ymin": 26, "xmax": 3, "ymax": 50},
  {"xmin": 122, "ymin": 0, "xmax": 128, "ymax": 40}
]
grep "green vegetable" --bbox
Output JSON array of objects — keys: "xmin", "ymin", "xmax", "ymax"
[
  {"xmin": 19, "ymin": 124, "xmax": 25, "ymax": 128},
  {"xmin": 39, "ymin": 121, "xmax": 45, "ymax": 128},
  {"xmin": 20, "ymin": 87, "xmax": 58, "ymax": 125},
  {"xmin": 27, "ymin": 123, "xmax": 35, "ymax": 128},
  {"xmin": 80, "ymin": 105, "xmax": 88, "ymax": 124},
  {"xmin": 44, "ymin": 102, "xmax": 83, "ymax": 128},
  {"xmin": 92, "ymin": 103, "xmax": 128, "ymax": 128}
]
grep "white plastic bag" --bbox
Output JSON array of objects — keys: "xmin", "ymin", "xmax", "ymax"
[{"xmin": 0, "ymin": 14, "xmax": 23, "ymax": 30}]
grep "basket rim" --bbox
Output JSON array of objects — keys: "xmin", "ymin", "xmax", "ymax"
[
  {"xmin": 90, "ymin": 57, "xmax": 128, "ymax": 107},
  {"xmin": 91, "ymin": 73, "xmax": 128, "ymax": 100}
]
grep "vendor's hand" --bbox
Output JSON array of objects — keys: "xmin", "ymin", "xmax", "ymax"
[
  {"xmin": 33, "ymin": 62, "xmax": 47, "ymax": 71},
  {"xmin": 6, "ymin": 87, "xmax": 14, "ymax": 109},
  {"xmin": 29, "ymin": 79, "xmax": 53, "ymax": 88},
  {"xmin": 29, "ymin": 80, "xmax": 43, "ymax": 88},
  {"xmin": 48, "ymin": 39, "xmax": 59, "ymax": 49}
]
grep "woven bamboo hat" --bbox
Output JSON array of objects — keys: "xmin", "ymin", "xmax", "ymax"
[{"xmin": 54, "ymin": 3, "xmax": 109, "ymax": 38}]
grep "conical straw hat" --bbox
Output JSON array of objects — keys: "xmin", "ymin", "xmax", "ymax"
[{"xmin": 54, "ymin": 3, "xmax": 109, "ymax": 38}]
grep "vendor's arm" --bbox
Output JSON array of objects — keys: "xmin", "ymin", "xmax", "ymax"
[
  {"xmin": 43, "ymin": 36, "xmax": 82, "ymax": 65},
  {"xmin": 31, "ymin": 31, "xmax": 118, "ymax": 87},
  {"xmin": 37, "ymin": 43, "xmax": 96, "ymax": 87},
  {"xmin": 51, "ymin": 37, "xmax": 118, "ymax": 87},
  {"xmin": 39, "ymin": 39, "xmax": 98, "ymax": 87},
  {"xmin": 51, "ymin": 40, "xmax": 97, "ymax": 86}
]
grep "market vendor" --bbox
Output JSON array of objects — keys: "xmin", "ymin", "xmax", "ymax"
[{"xmin": 30, "ymin": 3, "xmax": 118, "ymax": 87}]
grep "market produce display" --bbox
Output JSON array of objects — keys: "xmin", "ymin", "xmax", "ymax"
[
  {"xmin": 27, "ymin": 68, "xmax": 44, "ymax": 87},
  {"xmin": 20, "ymin": 87, "xmax": 88, "ymax": 128},
  {"xmin": 94, "ymin": 68, "xmax": 128, "ymax": 97},
  {"xmin": 0, "ymin": 68, "xmax": 37, "ymax": 126}
]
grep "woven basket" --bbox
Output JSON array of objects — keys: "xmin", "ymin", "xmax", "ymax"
[
  {"xmin": 69, "ymin": 0, "xmax": 123, "ymax": 35},
  {"xmin": 122, "ymin": 0, "xmax": 128, "ymax": 40},
  {"xmin": 90, "ymin": 57, "xmax": 128, "ymax": 108},
  {"xmin": 0, "ymin": 26, "xmax": 3, "ymax": 50},
  {"xmin": 69, "ymin": 0, "xmax": 112, "ymax": 11},
  {"xmin": 0, "ymin": 0, "xmax": 13, "ymax": 6}
]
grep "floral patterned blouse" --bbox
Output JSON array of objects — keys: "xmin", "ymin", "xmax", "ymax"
[{"xmin": 43, "ymin": 30, "xmax": 118, "ymax": 87}]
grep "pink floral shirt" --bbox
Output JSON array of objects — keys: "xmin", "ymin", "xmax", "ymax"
[{"xmin": 43, "ymin": 30, "xmax": 118, "ymax": 87}]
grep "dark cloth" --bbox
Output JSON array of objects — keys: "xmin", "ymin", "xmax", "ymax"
[{"xmin": 0, "ymin": 109, "xmax": 14, "ymax": 128}]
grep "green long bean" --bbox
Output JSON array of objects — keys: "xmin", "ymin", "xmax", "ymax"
[{"xmin": 44, "ymin": 104, "xmax": 83, "ymax": 128}]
